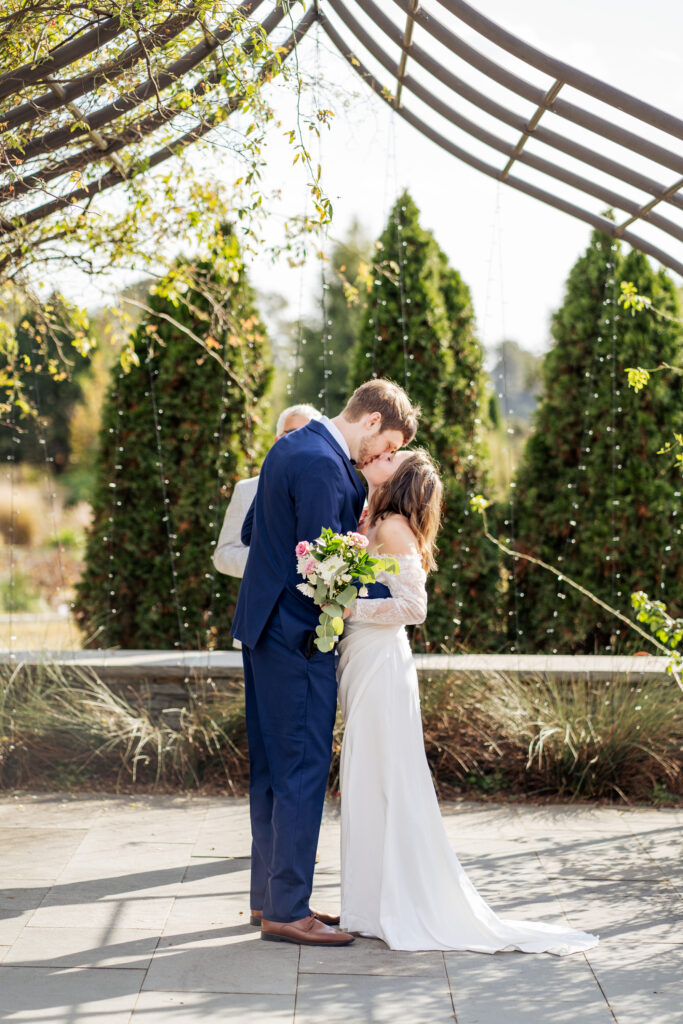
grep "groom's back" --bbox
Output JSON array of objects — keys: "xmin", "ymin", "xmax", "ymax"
[
  {"xmin": 231, "ymin": 421, "xmax": 358, "ymax": 649},
  {"xmin": 249, "ymin": 423, "xmax": 327, "ymax": 583}
]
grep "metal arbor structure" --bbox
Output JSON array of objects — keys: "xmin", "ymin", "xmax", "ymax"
[{"xmin": 1, "ymin": 0, "xmax": 683, "ymax": 278}]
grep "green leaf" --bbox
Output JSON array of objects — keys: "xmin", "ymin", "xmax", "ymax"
[
  {"xmin": 337, "ymin": 585, "xmax": 358, "ymax": 608},
  {"xmin": 377, "ymin": 556, "xmax": 400, "ymax": 575}
]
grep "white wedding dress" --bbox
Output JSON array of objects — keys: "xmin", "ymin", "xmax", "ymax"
[{"xmin": 337, "ymin": 553, "xmax": 599, "ymax": 954}]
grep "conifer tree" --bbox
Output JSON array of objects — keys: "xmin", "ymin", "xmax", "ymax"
[
  {"xmin": 513, "ymin": 231, "xmax": 683, "ymax": 651},
  {"xmin": 352, "ymin": 191, "xmax": 503, "ymax": 651},
  {"xmin": 75, "ymin": 227, "xmax": 272, "ymax": 649},
  {"xmin": 293, "ymin": 221, "xmax": 371, "ymax": 413}
]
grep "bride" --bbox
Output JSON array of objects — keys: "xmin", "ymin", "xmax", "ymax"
[{"xmin": 337, "ymin": 448, "xmax": 598, "ymax": 955}]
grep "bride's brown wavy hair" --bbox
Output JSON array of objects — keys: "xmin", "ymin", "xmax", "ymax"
[{"xmin": 366, "ymin": 448, "xmax": 443, "ymax": 572}]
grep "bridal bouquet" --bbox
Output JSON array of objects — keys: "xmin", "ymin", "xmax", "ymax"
[{"xmin": 296, "ymin": 527, "xmax": 400, "ymax": 652}]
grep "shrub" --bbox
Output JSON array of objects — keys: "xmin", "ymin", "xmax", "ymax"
[
  {"xmin": 0, "ymin": 296, "xmax": 91, "ymax": 473},
  {"xmin": 513, "ymin": 231, "xmax": 683, "ymax": 652},
  {"xmin": 74, "ymin": 226, "xmax": 272, "ymax": 649},
  {"xmin": 47, "ymin": 527, "xmax": 83, "ymax": 551}
]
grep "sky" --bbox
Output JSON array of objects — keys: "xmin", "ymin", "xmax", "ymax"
[{"xmin": 59, "ymin": 0, "xmax": 683, "ymax": 360}]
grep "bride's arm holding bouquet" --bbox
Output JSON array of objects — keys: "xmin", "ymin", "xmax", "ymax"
[{"xmin": 351, "ymin": 516, "xmax": 428, "ymax": 626}]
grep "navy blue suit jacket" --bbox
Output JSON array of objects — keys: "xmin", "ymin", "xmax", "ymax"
[{"xmin": 231, "ymin": 419, "xmax": 366, "ymax": 650}]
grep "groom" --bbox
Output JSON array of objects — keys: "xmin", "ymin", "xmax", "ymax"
[{"xmin": 231, "ymin": 379, "xmax": 419, "ymax": 946}]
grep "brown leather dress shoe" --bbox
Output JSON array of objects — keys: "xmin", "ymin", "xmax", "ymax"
[
  {"xmin": 250, "ymin": 908, "xmax": 340, "ymax": 927},
  {"xmin": 261, "ymin": 913, "xmax": 354, "ymax": 946}
]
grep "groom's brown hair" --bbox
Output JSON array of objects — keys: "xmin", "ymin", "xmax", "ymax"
[{"xmin": 343, "ymin": 379, "xmax": 420, "ymax": 443}]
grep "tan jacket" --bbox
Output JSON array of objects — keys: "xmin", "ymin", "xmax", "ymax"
[{"xmin": 212, "ymin": 476, "xmax": 259, "ymax": 578}]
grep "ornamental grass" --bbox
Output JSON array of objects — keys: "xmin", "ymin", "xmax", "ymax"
[
  {"xmin": 0, "ymin": 662, "xmax": 247, "ymax": 792},
  {"xmin": 419, "ymin": 671, "xmax": 683, "ymax": 802},
  {"xmin": 0, "ymin": 663, "xmax": 680, "ymax": 803}
]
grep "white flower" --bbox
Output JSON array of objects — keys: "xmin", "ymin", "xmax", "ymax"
[
  {"xmin": 317, "ymin": 554, "xmax": 347, "ymax": 583},
  {"xmin": 358, "ymin": 586, "xmax": 369, "ymax": 597},
  {"xmin": 341, "ymin": 572, "xmax": 352, "ymax": 582},
  {"xmin": 296, "ymin": 583, "xmax": 316, "ymax": 598}
]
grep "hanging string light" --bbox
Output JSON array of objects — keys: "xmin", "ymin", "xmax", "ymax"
[
  {"xmin": 146, "ymin": 346, "xmax": 186, "ymax": 651},
  {"xmin": 608, "ymin": 251, "xmax": 621, "ymax": 648},
  {"xmin": 318, "ymin": 250, "xmax": 331, "ymax": 415},
  {"xmin": 389, "ymin": 115, "xmax": 410, "ymax": 388},
  {"xmin": 285, "ymin": 213, "xmax": 308, "ymax": 401},
  {"xmin": 205, "ymin": 284, "xmax": 253, "ymax": 662},
  {"xmin": 366, "ymin": 104, "xmax": 395, "ymax": 380},
  {"xmin": 205, "ymin": 358, "xmax": 230, "ymax": 657},
  {"xmin": 27, "ymin": 337, "xmax": 80, "ymax": 651},
  {"xmin": 488, "ymin": 186, "xmax": 522, "ymax": 654},
  {"xmin": 4, "ymin": 404, "xmax": 17, "ymax": 661},
  {"xmin": 545, "ymin": 239, "xmax": 620, "ymax": 653},
  {"xmin": 105, "ymin": 371, "xmax": 124, "ymax": 638},
  {"xmin": 313, "ymin": 19, "xmax": 331, "ymax": 415}
]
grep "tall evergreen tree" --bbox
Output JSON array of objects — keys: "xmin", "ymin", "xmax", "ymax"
[
  {"xmin": 293, "ymin": 221, "xmax": 371, "ymax": 414},
  {"xmin": 352, "ymin": 191, "xmax": 503, "ymax": 651},
  {"xmin": 75, "ymin": 227, "xmax": 272, "ymax": 649},
  {"xmin": 513, "ymin": 231, "xmax": 683, "ymax": 651}
]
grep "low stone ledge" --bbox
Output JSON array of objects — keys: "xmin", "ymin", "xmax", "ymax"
[{"xmin": 0, "ymin": 650, "xmax": 672, "ymax": 683}]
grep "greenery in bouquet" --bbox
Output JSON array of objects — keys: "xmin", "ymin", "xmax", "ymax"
[{"xmin": 296, "ymin": 528, "xmax": 399, "ymax": 652}]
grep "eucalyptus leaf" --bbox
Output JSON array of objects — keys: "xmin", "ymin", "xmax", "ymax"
[{"xmin": 337, "ymin": 585, "xmax": 358, "ymax": 607}]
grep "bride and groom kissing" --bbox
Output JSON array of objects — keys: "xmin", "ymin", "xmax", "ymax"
[{"xmin": 231, "ymin": 378, "xmax": 597, "ymax": 954}]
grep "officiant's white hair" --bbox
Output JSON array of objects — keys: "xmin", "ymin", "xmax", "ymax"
[{"xmin": 276, "ymin": 404, "xmax": 322, "ymax": 435}]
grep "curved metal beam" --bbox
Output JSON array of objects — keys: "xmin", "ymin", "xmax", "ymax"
[
  {"xmin": 0, "ymin": 0, "xmax": 283, "ymax": 206},
  {"xmin": 5, "ymin": 0, "xmax": 265, "ymax": 166},
  {"xmin": 367, "ymin": 0, "xmax": 683, "ymax": 210},
  {"xmin": 1, "ymin": 9, "xmax": 198, "ymax": 135},
  {"xmin": 326, "ymin": 0, "xmax": 683, "ymax": 245},
  {"xmin": 0, "ymin": 8, "xmax": 317, "ymax": 238},
  {"xmin": 0, "ymin": 16, "xmax": 127, "ymax": 103},
  {"xmin": 319, "ymin": 13, "xmax": 683, "ymax": 278},
  {"xmin": 435, "ymin": 0, "xmax": 683, "ymax": 141},
  {"xmin": 387, "ymin": 0, "xmax": 683, "ymax": 175},
  {"xmin": 373, "ymin": 10, "xmax": 683, "ymax": 214}
]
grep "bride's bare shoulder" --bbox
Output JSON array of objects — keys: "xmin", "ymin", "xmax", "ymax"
[{"xmin": 374, "ymin": 514, "xmax": 419, "ymax": 557}]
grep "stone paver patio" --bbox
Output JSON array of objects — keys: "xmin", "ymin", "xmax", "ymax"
[{"xmin": 0, "ymin": 795, "xmax": 680, "ymax": 1023}]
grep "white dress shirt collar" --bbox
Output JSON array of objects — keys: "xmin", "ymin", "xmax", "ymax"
[{"xmin": 320, "ymin": 415, "xmax": 351, "ymax": 460}]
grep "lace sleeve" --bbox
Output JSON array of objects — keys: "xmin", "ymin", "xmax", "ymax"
[{"xmin": 351, "ymin": 554, "xmax": 428, "ymax": 625}]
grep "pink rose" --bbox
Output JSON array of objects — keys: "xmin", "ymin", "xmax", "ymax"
[
  {"xmin": 348, "ymin": 531, "xmax": 369, "ymax": 548},
  {"xmin": 295, "ymin": 541, "xmax": 310, "ymax": 557},
  {"xmin": 303, "ymin": 558, "xmax": 318, "ymax": 576}
]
